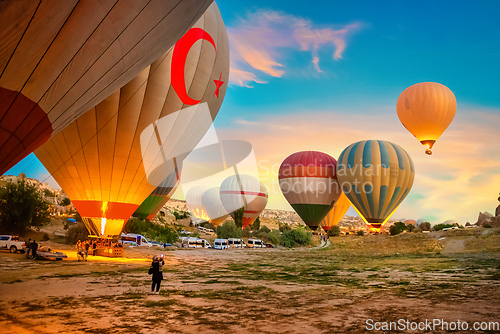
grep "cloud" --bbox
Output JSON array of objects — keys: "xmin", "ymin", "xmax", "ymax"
[
  {"xmin": 217, "ymin": 107, "xmax": 500, "ymax": 225},
  {"xmin": 228, "ymin": 10, "xmax": 362, "ymax": 87}
]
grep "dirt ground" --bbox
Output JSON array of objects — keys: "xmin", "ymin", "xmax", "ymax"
[{"xmin": 1, "ymin": 229, "xmax": 499, "ymax": 333}]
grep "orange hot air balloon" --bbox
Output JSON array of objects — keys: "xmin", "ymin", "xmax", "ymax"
[
  {"xmin": 0, "ymin": 0, "xmax": 214, "ymax": 175},
  {"xmin": 320, "ymin": 192, "xmax": 351, "ymax": 231},
  {"xmin": 34, "ymin": 3, "xmax": 229, "ymax": 236},
  {"xmin": 396, "ymin": 82, "xmax": 457, "ymax": 155}
]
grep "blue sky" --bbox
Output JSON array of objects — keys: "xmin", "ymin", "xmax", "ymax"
[{"xmin": 7, "ymin": 0, "xmax": 500, "ymax": 224}]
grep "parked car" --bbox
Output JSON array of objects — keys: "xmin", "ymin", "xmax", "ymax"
[
  {"xmin": 35, "ymin": 245, "xmax": 67, "ymax": 261},
  {"xmin": 213, "ymin": 239, "xmax": 228, "ymax": 250},
  {"xmin": 150, "ymin": 241, "xmax": 163, "ymax": 247},
  {"xmin": 0, "ymin": 235, "xmax": 26, "ymax": 253},
  {"xmin": 264, "ymin": 243, "xmax": 274, "ymax": 248},
  {"xmin": 247, "ymin": 239, "xmax": 266, "ymax": 248}
]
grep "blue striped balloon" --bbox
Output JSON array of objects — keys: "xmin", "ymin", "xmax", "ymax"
[{"xmin": 336, "ymin": 140, "xmax": 415, "ymax": 230}]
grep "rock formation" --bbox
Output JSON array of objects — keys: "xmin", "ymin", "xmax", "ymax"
[
  {"xmin": 476, "ymin": 212, "xmax": 494, "ymax": 226},
  {"xmin": 496, "ymin": 193, "xmax": 500, "ymax": 217}
]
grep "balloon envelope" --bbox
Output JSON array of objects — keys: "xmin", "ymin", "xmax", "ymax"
[
  {"xmin": 133, "ymin": 163, "xmax": 182, "ymax": 220},
  {"xmin": 337, "ymin": 140, "xmax": 415, "ymax": 230},
  {"xmin": 220, "ymin": 174, "xmax": 268, "ymax": 229},
  {"xmin": 396, "ymin": 82, "xmax": 456, "ymax": 155},
  {"xmin": 34, "ymin": 3, "xmax": 229, "ymax": 236},
  {"xmin": 202, "ymin": 187, "xmax": 229, "ymax": 227},
  {"xmin": 186, "ymin": 185, "xmax": 210, "ymax": 221},
  {"xmin": 278, "ymin": 151, "xmax": 341, "ymax": 230},
  {"xmin": 0, "ymin": 0, "xmax": 213, "ymax": 174},
  {"xmin": 320, "ymin": 192, "xmax": 351, "ymax": 231}
]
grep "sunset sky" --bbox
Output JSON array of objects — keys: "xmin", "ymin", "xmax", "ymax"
[{"xmin": 8, "ymin": 0, "xmax": 500, "ymax": 225}]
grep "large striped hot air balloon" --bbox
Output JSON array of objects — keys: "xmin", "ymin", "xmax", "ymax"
[
  {"xmin": 0, "ymin": 0, "xmax": 213, "ymax": 174},
  {"xmin": 278, "ymin": 151, "xmax": 341, "ymax": 230},
  {"xmin": 337, "ymin": 140, "xmax": 415, "ymax": 230},
  {"xmin": 133, "ymin": 163, "xmax": 182, "ymax": 220},
  {"xmin": 186, "ymin": 185, "xmax": 210, "ymax": 221},
  {"xmin": 320, "ymin": 192, "xmax": 351, "ymax": 231},
  {"xmin": 34, "ymin": 3, "xmax": 229, "ymax": 236},
  {"xmin": 220, "ymin": 175, "xmax": 268, "ymax": 229},
  {"xmin": 202, "ymin": 187, "xmax": 229, "ymax": 227},
  {"xmin": 397, "ymin": 82, "xmax": 457, "ymax": 155}
]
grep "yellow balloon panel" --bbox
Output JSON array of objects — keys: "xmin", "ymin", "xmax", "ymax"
[
  {"xmin": 35, "ymin": 3, "xmax": 229, "ymax": 236},
  {"xmin": 320, "ymin": 192, "xmax": 351, "ymax": 230}
]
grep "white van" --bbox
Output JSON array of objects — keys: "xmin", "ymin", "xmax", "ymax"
[
  {"xmin": 182, "ymin": 237, "xmax": 201, "ymax": 248},
  {"xmin": 197, "ymin": 226, "xmax": 206, "ymax": 233},
  {"xmin": 214, "ymin": 239, "xmax": 228, "ymax": 250},
  {"xmin": 227, "ymin": 238, "xmax": 245, "ymax": 248},
  {"xmin": 247, "ymin": 238, "xmax": 265, "ymax": 248},
  {"xmin": 121, "ymin": 233, "xmax": 152, "ymax": 247}
]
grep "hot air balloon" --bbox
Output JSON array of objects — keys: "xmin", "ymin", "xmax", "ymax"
[
  {"xmin": 202, "ymin": 187, "xmax": 229, "ymax": 227},
  {"xmin": 0, "ymin": 0, "xmax": 214, "ymax": 174},
  {"xmin": 133, "ymin": 163, "xmax": 182, "ymax": 220},
  {"xmin": 278, "ymin": 151, "xmax": 341, "ymax": 230},
  {"xmin": 337, "ymin": 140, "xmax": 415, "ymax": 230},
  {"xmin": 34, "ymin": 3, "xmax": 229, "ymax": 236},
  {"xmin": 320, "ymin": 192, "xmax": 351, "ymax": 231},
  {"xmin": 186, "ymin": 185, "xmax": 210, "ymax": 221},
  {"xmin": 220, "ymin": 174, "xmax": 268, "ymax": 229},
  {"xmin": 396, "ymin": 82, "xmax": 457, "ymax": 155}
]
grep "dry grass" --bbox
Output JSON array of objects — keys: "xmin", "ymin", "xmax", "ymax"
[{"xmin": 1, "ymin": 229, "xmax": 499, "ymax": 333}]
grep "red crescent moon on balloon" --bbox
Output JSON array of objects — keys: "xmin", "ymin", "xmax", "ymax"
[{"xmin": 171, "ymin": 28, "xmax": 216, "ymax": 105}]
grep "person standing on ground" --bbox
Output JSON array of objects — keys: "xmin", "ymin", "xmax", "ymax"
[
  {"xmin": 84, "ymin": 241, "xmax": 90, "ymax": 260},
  {"xmin": 92, "ymin": 241, "xmax": 97, "ymax": 256},
  {"xmin": 150, "ymin": 255, "xmax": 163, "ymax": 294},
  {"xmin": 26, "ymin": 239, "xmax": 31, "ymax": 259},
  {"xmin": 31, "ymin": 240, "xmax": 38, "ymax": 260}
]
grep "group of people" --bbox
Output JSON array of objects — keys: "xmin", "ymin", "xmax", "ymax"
[
  {"xmin": 25, "ymin": 239, "xmax": 38, "ymax": 260},
  {"xmin": 76, "ymin": 240, "xmax": 96, "ymax": 261},
  {"xmin": 320, "ymin": 235, "xmax": 329, "ymax": 242}
]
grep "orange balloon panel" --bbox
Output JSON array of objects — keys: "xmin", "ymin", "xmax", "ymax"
[
  {"xmin": 320, "ymin": 192, "xmax": 351, "ymax": 231},
  {"xmin": 0, "ymin": 0, "xmax": 213, "ymax": 174},
  {"xmin": 396, "ymin": 82, "xmax": 456, "ymax": 154},
  {"xmin": 34, "ymin": 3, "xmax": 229, "ymax": 236}
]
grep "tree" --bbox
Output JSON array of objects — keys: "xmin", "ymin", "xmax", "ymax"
[
  {"xmin": 216, "ymin": 221, "xmax": 243, "ymax": 239},
  {"xmin": 394, "ymin": 221, "xmax": 407, "ymax": 231},
  {"xmin": 327, "ymin": 226, "xmax": 341, "ymax": 237},
  {"xmin": 406, "ymin": 224, "xmax": 415, "ymax": 232},
  {"xmin": 356, "ymin": 230, "xmax": 365, "ymax": 236},
  {"xmin": 390, "ymin": 224, "xmax": 402, "ymax": 235},
  {"xmin": 0, "ymin": 180, "xmax": 51, "ymax": 234},
  {"xmin": 67, "ymin": 222, "xmax": 90, "ymax": 244},
  {"xmin": 281, "ymin": 227, "xmax": 312, "ymax": 248},
  {"xmin": 60, "ymin": 197, "xmax": 71, "ymax": 206},
  {"xmin": 279, "ymin": 224, "xmax": 292, "ymax": 232},
  {"xmin": 43, "ymin": 189, "xmax": 55, "ymax": 198},
  {"xmin": 433, "ymin": 223, "xmax": 454, "ymax": 231},
  {"xmin": 252, "ymin": 216, "xmax": 261, "ymax": 230},
  {"xmin": 232, "ymin": 207, "xmax": 245, "ymax": 229},
  {"xmin": 419, "ymin": 222, "xmax": 431, "ymax": 231}
]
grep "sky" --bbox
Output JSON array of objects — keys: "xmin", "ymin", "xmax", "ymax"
[{"xmin": 7, "ymin": 0, "xmax": 500, "ymax": 225}]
